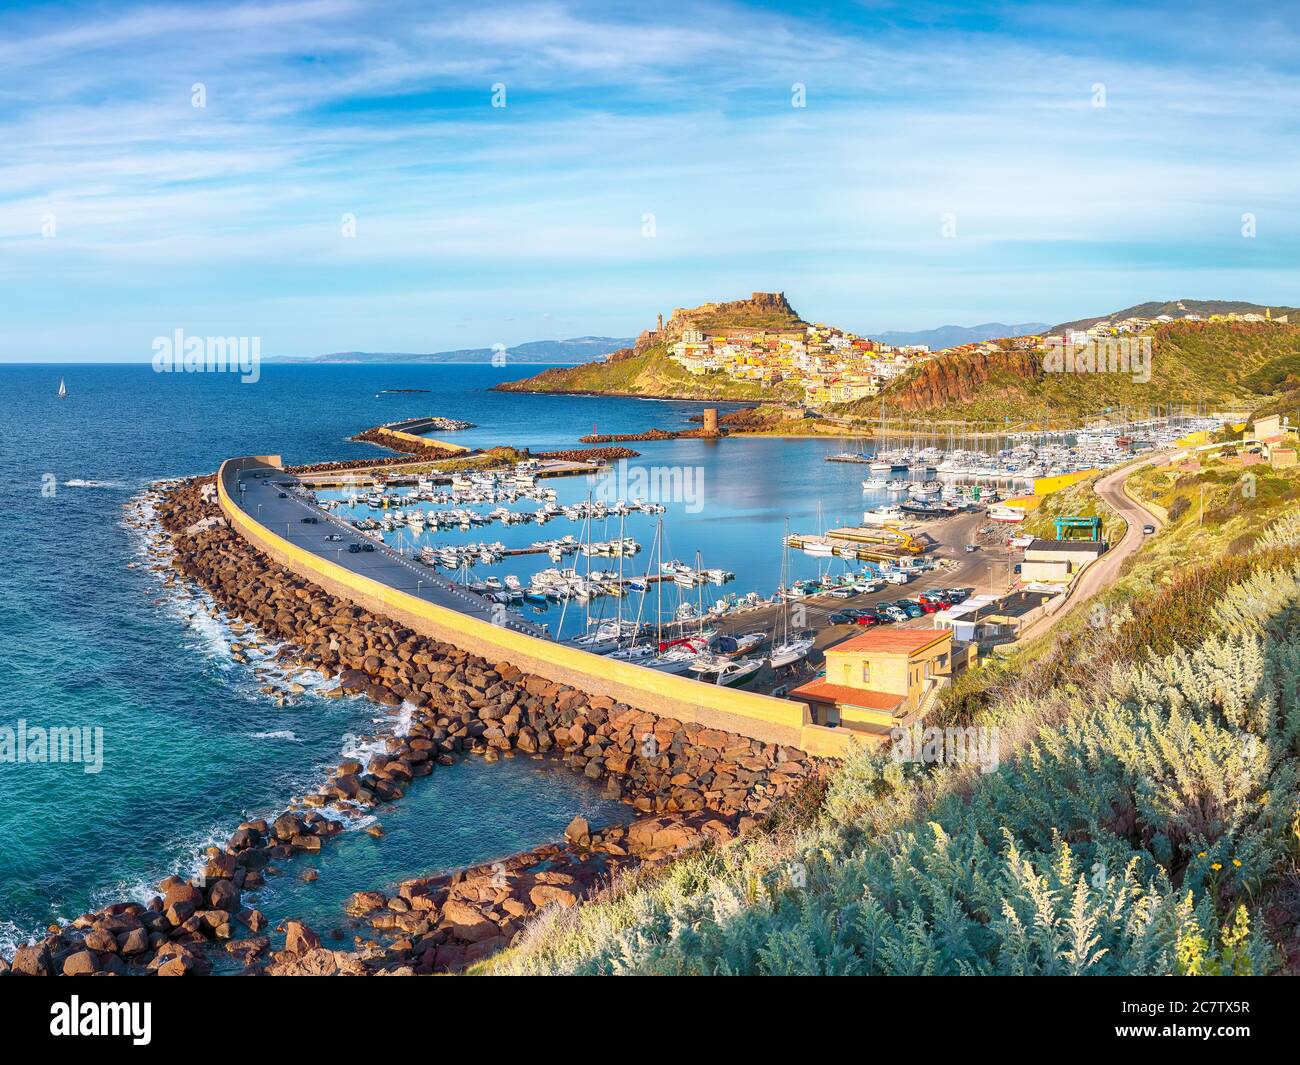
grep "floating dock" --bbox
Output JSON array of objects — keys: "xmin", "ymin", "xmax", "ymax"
[{"xmin": 785, "ymin": 524, "xmax": 925, "ymax": 562}]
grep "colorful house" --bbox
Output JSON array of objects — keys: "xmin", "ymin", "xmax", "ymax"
[{"xmin": 790, "ymin": 629, "xmax": 957, "ymax": 737}]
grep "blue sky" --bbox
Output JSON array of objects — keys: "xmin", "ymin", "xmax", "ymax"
[{"xmin": 1, "ymin": 0, "xmax": 1298, "ymax": 360}]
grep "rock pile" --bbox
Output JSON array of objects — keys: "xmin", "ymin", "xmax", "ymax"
[
  {"xmin": 1, "ymin": 473, "xmax": 823, "ymax": 977},
  {"xmin": 0, "ymin": 812, "xmax": 342, "ymax": 976},
  {"xmin": 534, "ymin": 446, "xmax": 641, "ymax": 463}
]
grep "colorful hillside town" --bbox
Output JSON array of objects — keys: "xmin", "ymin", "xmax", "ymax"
[{"xmin": 668, "ymin": 322, "xmax": 932, "ymax": 407}]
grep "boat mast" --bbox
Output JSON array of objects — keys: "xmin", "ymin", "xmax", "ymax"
[
  {"xmin": 656, "ymin": 517, "xmax": 663, "ymax": 649},
  {"xmin": 616, "ymin": 510, "xmax": 624, "ymax": 645}
]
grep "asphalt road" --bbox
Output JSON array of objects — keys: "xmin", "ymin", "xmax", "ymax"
[
  {"xmin": 1014, "ymin": 452, "xmax": 1168, "ymax": 644},
  {"xmin": 230, "ymin": 466, "xmax": 548, "ymax": 638}
]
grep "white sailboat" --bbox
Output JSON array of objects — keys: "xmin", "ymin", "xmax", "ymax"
[
  {"xmin": 770, "ymin": 520, "xmax": 814, "ymax": 669},
  {"xmin": 57, "ymin": 377, "xmax": 67, "ymax": 399}
]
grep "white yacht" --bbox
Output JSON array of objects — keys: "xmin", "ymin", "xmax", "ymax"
[
  {"xmin": 863, "ymin": 504, "xmax": 904, "ymax": 525},
  {"xmin": 769, "ymin": 635, "xmax": 814, "ymax": 669}
]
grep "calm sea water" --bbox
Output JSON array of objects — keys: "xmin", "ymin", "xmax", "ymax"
[{"xmin": 0, "ymin": 362, "xmax": 877, "ymax": 951}]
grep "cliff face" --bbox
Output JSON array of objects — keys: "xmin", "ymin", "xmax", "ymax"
[
  {"xmin": 669, "ymin": 291, "xmax": 802, "ymax": 335},
  {"xmin": 884, "ymin": 349, "xmax": 1043, "ymax": 412}
]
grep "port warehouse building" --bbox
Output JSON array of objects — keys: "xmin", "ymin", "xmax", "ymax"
[{"xmin": 1019, "ymin": 538, "xmax": 1107, "ymax": 583}]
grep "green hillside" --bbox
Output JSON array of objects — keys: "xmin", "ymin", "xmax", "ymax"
[
  {"xmin": 836, "ymin": 320, "xmax": 1300, "ymax": 426},
  {"xmin": 496, "ymin": 340, "xmax": 799, "ymax": 401}
]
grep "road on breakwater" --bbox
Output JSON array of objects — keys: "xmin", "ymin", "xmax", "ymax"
[{"xmin": 231, "ymin": 466, "xmax": 549, "ymax": 639}]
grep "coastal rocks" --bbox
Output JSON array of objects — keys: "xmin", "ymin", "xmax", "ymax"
[
  {"xmin": 10, "ymin": 942, "xmax": 53, "ymax": 976},
  {"xmin": 63, "ymin": 950, "xmax": 100, "ymax": 976},
  {"xmin": 283, "ymin": 921, "xmax": 321, "ymax": 955},
  {"xmin": 533, "ymin": 446, "xmax": 641, "ymax": 463},
  {"xmin": 0, "ymin": 469, "xmax": 828, "ymax": 979},
  {"xmin": 149, "ymin": 942, "xmax": 211, "ymax": 976}
]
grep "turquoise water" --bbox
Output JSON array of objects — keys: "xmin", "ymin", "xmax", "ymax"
[{"xmin": 0, "ymin": 362, "xmax": 872, "ymax": 952}]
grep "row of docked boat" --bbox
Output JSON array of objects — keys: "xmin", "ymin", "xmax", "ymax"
[
  {"xmin": 567, "ymin": 623, "xmax": 813, "ymax": 687},
  {"xmin": 330, "ymin": 494, "xmax": 662, "ymax": 535},
  {"xmin": 660, "ymin": 559, "xmax": 735, "ymax": 587}
]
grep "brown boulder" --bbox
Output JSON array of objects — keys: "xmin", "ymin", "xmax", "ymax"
[
  {"xmin": 283, "ymin": 920, "xmax": 321, "ymax": 955},
  {"xmin": 83, "ymin": 927, "xmax": 118, "ymax": 953},
  {"xmin": 162, "ymin": 879, "xmax": 205, "ymax": 910},
  {"xmin": 61, "ymin": 950, "xmax": 99, "ymax": 976},
  {"xmin": 564, "ymin": 816, "xmax": 591, "ymax": 847},
  {"xmin": 208, "ymin": 879, "xmax": 240, "ymax": 912},
  {"xmin": 345, "ymin": 891, "xmax": 387, "ymax": 916}
]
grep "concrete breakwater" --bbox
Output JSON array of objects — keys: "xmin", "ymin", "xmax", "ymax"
[{"xmin": 2, "ymin": 475, "xmax": 823, "ymax": 977}]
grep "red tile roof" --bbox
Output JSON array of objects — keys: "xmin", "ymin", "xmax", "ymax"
[
  {"xmin": 788, "ymin": 680, "xmax": 904, "ymax": 712},
  {"xmin": 827, "ymin": 628, "xmax": 950, "ymax": 656}
]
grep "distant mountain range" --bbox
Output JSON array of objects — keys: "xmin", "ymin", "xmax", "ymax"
[
  {"xmin": 270, "ymin": 336, "xmax": 634, "ymax": 365},
  {"xmin": 871, "ymin": 323, "xmax": 1049, "ymax": 349},
  {"xmin": 1048, "ymin": 300, "xmax": 1299, "ymax": 335}
]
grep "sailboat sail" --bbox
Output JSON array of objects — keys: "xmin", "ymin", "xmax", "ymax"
[{"xmin": 57, "ymin": 377, "xmax": 67, "ymax": 399}]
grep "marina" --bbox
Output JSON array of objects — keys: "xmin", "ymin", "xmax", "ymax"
[{"xmin": 290, "ymin": 410, "xmax": 1226, "ymax": 693}]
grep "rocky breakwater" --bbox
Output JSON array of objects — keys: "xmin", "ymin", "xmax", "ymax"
[
  {"xmin": 578, "ymin": 426, "xmax": 723, "ymax": 443},
  {"xmin": 1, "ymin": 811, "xmax": 343, "ymax": 977},
  {"xmin": 534, "ymin": 445, "xmax": 640, "ymax": 463},
  {"xmin": 4, "ymin": 474, "xmax": 824, "ymax": 976},
  {"xmin": 348, "ymin": 427, "xmax": 470, "ymax": 462}
]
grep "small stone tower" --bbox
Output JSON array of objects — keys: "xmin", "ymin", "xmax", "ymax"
[{"xmin": 702, "ymin": 408, "xmax": 720, "ymax": 436}]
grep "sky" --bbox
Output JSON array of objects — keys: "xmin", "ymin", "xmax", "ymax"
[{"xmin": 1, "ymin": 0, "xmax": 1298, "ymax": 361}]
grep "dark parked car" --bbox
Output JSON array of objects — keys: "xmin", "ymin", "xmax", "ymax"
[
  {"xmin": 361, "ymin": 542, "xmax": 376, "ymax": 552},
  {"xmin": 828, "ymin": 611, "xmax": 857, "ymax": 625},
  {"xmin": 348, "ymin": 543, "xmax": 362, "ymax": 553},
  {"xmin": 278, "ymin": 492, "xmax": 288, "ymax": 498},
  {"xmin": 300, "ymin": 516, "xmax": 318, "ymax": 524}
]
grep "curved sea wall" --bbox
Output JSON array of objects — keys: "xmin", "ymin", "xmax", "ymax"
[{"xmin": 217, "ymin": 457, "xmax": 848, "ymax": 755}]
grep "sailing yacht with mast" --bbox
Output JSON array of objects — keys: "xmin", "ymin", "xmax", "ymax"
[
  {"xmin": 769, "ymin": 519, "xmax": 814, "ymax": 669},
  {"xmin": 57, "ymin": 377, "xmax": 68, "ymax": 399}
]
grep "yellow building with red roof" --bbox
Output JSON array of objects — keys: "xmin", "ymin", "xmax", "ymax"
[{"xmin": 790, "ymin": 628, "xmax": 957, "ymax": 738}]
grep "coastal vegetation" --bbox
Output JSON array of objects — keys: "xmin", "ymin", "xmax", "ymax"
[
  {"xmin": 481, "ymin": 464, "xmax": 1300, "ymax": 976},
  {"xmin": 1020, "ymin": 474, "xmax": 1124, "ymax": 543}
]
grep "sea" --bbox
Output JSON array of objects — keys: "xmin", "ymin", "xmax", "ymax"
[{"xmin": 0, "ymin": 361, "xmax": 893, "ymax": 954}]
